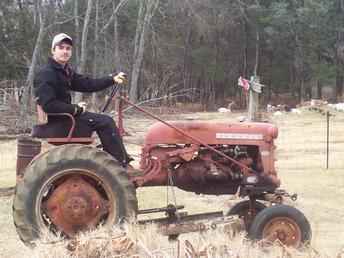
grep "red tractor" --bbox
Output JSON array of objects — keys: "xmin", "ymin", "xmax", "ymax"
[{"xmin": 13, "ymin": 85, "xmax": 311, "ymax": 248}]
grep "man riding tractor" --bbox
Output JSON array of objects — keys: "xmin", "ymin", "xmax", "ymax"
[{"xmin": 13, "ymin": 33, "xmax": 312, "ymax": 249}]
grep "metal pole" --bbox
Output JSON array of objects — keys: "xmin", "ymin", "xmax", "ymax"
[{"xmin": 326, "ymin": 111, "xmax": 330, "ymax": 169}]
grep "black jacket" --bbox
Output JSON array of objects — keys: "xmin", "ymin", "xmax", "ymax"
[{"xmin": 34, "ymin": 58, "xmax": 114, "ymax": 114}]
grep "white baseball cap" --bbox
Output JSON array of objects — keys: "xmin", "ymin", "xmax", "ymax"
[{"xmin": 51, "ymin": 33, "xmax": 73, "ymax": 49}]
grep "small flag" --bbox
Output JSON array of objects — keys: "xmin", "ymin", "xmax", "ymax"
[{"xmin": 238, "ymin": 76, "xmax": 250, "ymax": 91}]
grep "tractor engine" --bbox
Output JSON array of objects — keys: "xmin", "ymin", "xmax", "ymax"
[
  {"xmin": 173, "ymin": 145, "xmax": 256, "ymax": 185},
  {"xmin": 138, "ymin": 144, "xmax": 262, "ymax": 194},
  {"xmin": 137, "ymin": 120, "xmax": 279, "ymax": 195}
]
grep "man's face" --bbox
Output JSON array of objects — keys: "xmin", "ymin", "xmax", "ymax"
[{"xmin": 52, "ymin": 42, "xmax": 72, "ymax": 65}]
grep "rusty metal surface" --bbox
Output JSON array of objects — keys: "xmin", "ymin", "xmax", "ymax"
[
  {"xmin": 47, "ymin": 137, "xmax": 93, "ymax": 145},
  {"xmin": 43, "ymin": 175, "xmax": 110, "ymax": 236},
  {"xmin": 262, "ymin": 216, "xmax": 302, "ymax": 247},
  {"xmin": 144, "ymin": 121, "xmax": 278, "ymax": 145},
  {"xmin": 264, "ymin": 190, "xmax": 298, "ymax": 204},
  {"xmin": 138, "ymin": 205, "xmax": 184, "ymax": 215},
  {"xmin": 139, "ymin": 211, "xmax": 224, "ymax": 225},
  {"xmin": 156, "ymin": 214, "xmax": 244, "ymax": 237},
  {"xmin": 122, "ymin": 96, "xmax": 280, "ymax": 190},
  {"xmin": 135, "ymin": 144, "xmax": 244, "ymax": 194},
  {"xmin": 121, "ymin": 96, "xmax": 270, "ymax": 175},
  {"xmin": 135, "ymin": 146, "xmax": 247, "ymax": 194},
  {"xmin": 16, "ymin": 137, "xmax": 41, "ymax": 179}
]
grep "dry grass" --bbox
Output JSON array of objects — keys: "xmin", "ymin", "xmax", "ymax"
[
  {"xmin": 1, "ymin": 109, "xmax": 344, "ymax": 257},
  {"xmin": 8, "ymin": 222, "xmax": 344, "ymax": 258}
]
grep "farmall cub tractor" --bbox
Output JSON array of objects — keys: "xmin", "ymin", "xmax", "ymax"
[{"xmin": 13, "ymin": 85, "xmax": 311, "ymax": 248}]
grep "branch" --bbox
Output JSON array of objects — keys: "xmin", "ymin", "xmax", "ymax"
[
  {"xmin": 122, "ymin": 90, "xmax": 196, "ymax": 112},
  {"xmin": 101, "ymin": 0, "xmax": 129, "ymax": 33},
  {"xmin": 184, "ymin": 0, "xmax": 210, "ymax": 32},
  {"xmin": 233, "ymin": 0, "xmax": 250, "ymax": 23},
  {"xmin": 44, "ymin": 16, "xmax": 80, "ymax": 30}
]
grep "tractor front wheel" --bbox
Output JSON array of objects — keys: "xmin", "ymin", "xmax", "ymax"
[
  {"xmin": 249, "ymin": 205, "xmax": 311, "ymax": 248},
  {"xmin": 13, "ymin": 144, "xmax": 137, "ymax": 246}
]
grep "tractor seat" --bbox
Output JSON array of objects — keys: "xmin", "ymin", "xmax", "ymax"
[{"xmin": 31, "ymin": 105, "xmax": 94, "ymax": 145}]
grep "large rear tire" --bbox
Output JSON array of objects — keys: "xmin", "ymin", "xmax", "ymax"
[
  {"xmin": 13, "ymin": 144, "xmax": 137, "ymax": 246},
  {"xmin": 249, "ymin": 205, "xmax": 311, "ymax": 248}
]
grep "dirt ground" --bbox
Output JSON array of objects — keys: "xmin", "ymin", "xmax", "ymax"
[{"xmin": 1, "ymin": 109, "xmax": 344, "ymax": 257}]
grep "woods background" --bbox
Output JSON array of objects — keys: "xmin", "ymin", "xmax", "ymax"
[{"xmin": 1, "ymin": 0, "xmax": 344, "ymax": 115}]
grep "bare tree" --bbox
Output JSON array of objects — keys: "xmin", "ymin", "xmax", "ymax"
[
  {"xmin": 129, "ymin": 0, "xmax": 160, "ymax": 103},
  {"xmin": 74, "ymin": 0, "xmax": 80, "ymax": 67},
  {"xmin": 101, "ymin": 0, "xmax": 129, "ymax": 33},
  {"xmin": 20, "ymin": 0, "xmax": 46, "ymax": 127},
  {"xmin": 100, "ymin": 0, "xmax": 129, "ymax": 69},
  {"xmin": 113, "ymin": 0, "xmax": 121, "ymax": 70},
  {"xmin": 91, "ymin": 0, "xmax": 100, "ymax": 109},
  {"xmin": 336, "ymin": 0, "xmax": 344, "ymax": 101},
  {"xmin": 75, "ymin": 0, "xmax": 94, "ymax": 103}
]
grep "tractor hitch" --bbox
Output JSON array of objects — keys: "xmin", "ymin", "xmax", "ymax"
[
  {"xmin": 264, "ymin": 189, "xmax": 298, "ymax": 204},
  {"xmin": 138, "ymin": 209, "xmax": 244, "ymax": 239},
  {"xmin": 138, "ymin": 204, "xmax": 185, "ymax": 215}
]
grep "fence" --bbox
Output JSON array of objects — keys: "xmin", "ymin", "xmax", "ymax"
[{"xmin": 0, "ymin": 80, "xmax": 24, "ymax": 111}]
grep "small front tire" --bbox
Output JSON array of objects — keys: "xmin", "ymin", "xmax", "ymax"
[{"xmin": 249, "ymin": 204, "xmax": 311, "ymax": 248}]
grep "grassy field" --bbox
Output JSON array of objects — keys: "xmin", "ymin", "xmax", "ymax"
[{"xmin": 1, "ymin": 109, "xmax": 344, "ymax": 257}]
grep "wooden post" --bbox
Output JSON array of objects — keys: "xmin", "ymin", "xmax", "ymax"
[
  {"xmin": 248, "ymin": 76, "xmax": 260, "ymax": 121},
  {"xmin": 326, "ymin": 111, "xmax": 330, "ymax": 169}
]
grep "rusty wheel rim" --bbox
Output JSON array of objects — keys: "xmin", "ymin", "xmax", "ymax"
[
  {"xmin": 35, "ymin": 169, "xmax": 116, "ymax": 237},
  {"xmin": 261, "ymin": 216, "xmax": 302, "ymax": 247}
]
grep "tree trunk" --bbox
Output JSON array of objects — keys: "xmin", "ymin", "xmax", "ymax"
[
  {"xmin": 75, "ymin": 0, "xmax": 93, "ymax": 103},
  {"xmin": 239, "ymin": 20, "xmax": 249, "ymax": 109},
  {"xmin": 336, "ymin": 57, "xmax": 344, "ymax": 101},
  {"xmin": 113, "ymin": 0, "xmax": 121, "ymax": 70},
  {"xmin": 243, "ymin": 20, "xmax": 249, "ymax": 78},
  {"xmin": 21, "ymin": 0, "xmax": 46, "ymax": 128},
  {"xmin": 253, "ymin": 31, "xmax": 259, "ymax": 77},
  {"xmin": 91, "ymin": 0, "xmax": 99, "ymax": 110},
  {"xmin": 183, "ymin": 22, "xmax": 192, "ymax": 93},
  {"xmin": 129, "ymin": 0, "xmax": 159, "ymax": 103},
  {"xmin": 336, "ymin": 0, "xmax": 344, "ymax": 101},
  {"xmin": 294, "ymin": 34, "xmax": 304, "ymax": 103},
  {"xmin": 74, "ymin": 0, "xmax": 80, "ymax": 67},
  {"xmin": 316, "ymin": 52, "xmax": 322, "ymax": 99},
  {"xmin": 267, "ymin": 51, "xmax": 273, "ymax": 102}
]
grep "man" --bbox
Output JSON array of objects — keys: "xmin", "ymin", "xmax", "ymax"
[{"xmin": 34, "ymin": 33, "xmax": 132, "ymax": 167}]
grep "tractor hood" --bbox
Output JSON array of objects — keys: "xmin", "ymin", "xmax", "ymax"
[{"xmin": 144, "ymin": 121, "xmax": 278, "ymax": 145}]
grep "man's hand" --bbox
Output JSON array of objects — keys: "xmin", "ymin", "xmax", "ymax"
[
  {"xmin": 73, "ymin": 101, "xmax": 87, "ymax": 116},
  {"xmin": 77, "ymin": 101, "xmax": 87, "ymax": 112},
  {"xmin": 113, "ymin": 72, "xmax": 127, "ymax": 85}
]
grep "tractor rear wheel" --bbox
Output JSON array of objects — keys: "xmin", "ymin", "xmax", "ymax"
[
  {"xmin": 249, "ymin": 205, "xmax": 311, "ymax": 248},
  {"xmin": 13, "ymin": 144, "xmax": 137, "ymax": 246},
  {"xmin": 226, "ymin": 200, "xmax": 267, "ymax": 230}
]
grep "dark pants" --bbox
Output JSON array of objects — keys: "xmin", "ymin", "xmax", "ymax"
[{"xmin": 77, "ymin": 111, "xmax": 130, "ymax": 165}]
